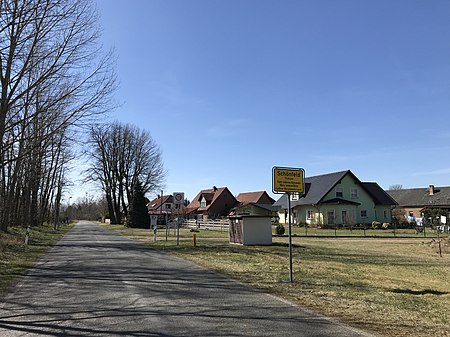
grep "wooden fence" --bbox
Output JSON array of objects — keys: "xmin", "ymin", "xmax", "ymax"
[{"xmin": 184, "ymin": 219, "xmax": 229, "ymax": 232}]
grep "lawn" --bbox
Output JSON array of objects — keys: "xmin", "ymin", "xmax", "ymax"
[
  {"xmin": 287, "ymin": 225, "xmax": 448, "ymax": 238},
  {"xmin": 0, "ymin": 223, "xmax": 75, "ymax": 297},
  {"xmin": 105, "ymin": 224, "xmax": 450, "ymax": 337}
]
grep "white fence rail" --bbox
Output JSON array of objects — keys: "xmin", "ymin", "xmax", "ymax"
[{"xmin": 184, "ymin": 219, "xmax": 229, "ymax": 231}]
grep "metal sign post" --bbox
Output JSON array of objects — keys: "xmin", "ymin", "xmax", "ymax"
[
  {"xmin": 272, "ymin": 166, "xmax": 305, "ymax": 283},
  {"xmin": 173, "ymin": 192, "xmax": 184, "ymax": 246},
  {"xmin": 287, "ymin": 192, "xmax": 293, "ymax": 282}
]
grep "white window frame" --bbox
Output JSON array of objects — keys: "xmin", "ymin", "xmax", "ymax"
[
  {"xmin": 307, "ymin": 210, "xmax": 314, "ymax": 220},
  {"xmin": 290, "ymin": 193, "xmax": 299, "ymax": 201}
]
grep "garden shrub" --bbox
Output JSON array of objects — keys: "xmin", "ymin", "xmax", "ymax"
[
  {"xmin": 275, "ymin": 223, "xmax": 285, "ymax": 235},
  {"xmin": 382, "ymin": 222, "xmax": 390, "ymax": 229},
  {"xmin": 372, "ymin": 221, "xmax": 381, "ymax": 229}
]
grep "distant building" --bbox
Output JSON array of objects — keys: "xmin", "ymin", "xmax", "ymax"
[
  {"xmin": 185, "ymin": 186, "xmax": 237, "ymax": 220},
  {"xmin": 147, "ymin": 194, "xmax": 184, "ymax": 216},
  {"xmin": 231, "ymin": 191, "xmax": 278, "ymax": 218},
  {"xmin": 274, "ymin": 170, "xmax": 397, "ymax": 226},
  {"xmin": 387, "ymin": 185, "xmax": 450, "ymax": 219}
]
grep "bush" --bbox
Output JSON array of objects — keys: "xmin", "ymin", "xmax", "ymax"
[
  {"xmin": 372, "ymin": 221, "xmax": 381, "ymax": 229},
  {"xmin": 275, "ymin": 223, "xmax": 285, "ymax": 235},
  {"xmin": 382, "ymin": 222, "xmax": 390, "ymax": 229}
]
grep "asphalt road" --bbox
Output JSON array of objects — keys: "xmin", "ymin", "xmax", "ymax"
[{"xmin": 0, "ymin": 221, "xmax": 374, "ymax": 337}]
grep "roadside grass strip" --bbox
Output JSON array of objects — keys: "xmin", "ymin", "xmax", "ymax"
[{"xmin": 0, "ymin": 223, "xmax": 74, "ymax": 297}]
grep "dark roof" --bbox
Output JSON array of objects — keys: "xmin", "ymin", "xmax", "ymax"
[
  {"xmin": 274, "ymin": 170, "xmax": 349, "ymax": 208},
  {"xmin": 387, "ymin": 186, "xmax": 450, "ymax": 208},
  {"xmin": 274, "ymin": 170, "xmax": 395, "ymax": 208},
  {"xmin": 302, "ymin": 170, "xmax": 349, "ymax": 204},
  {"xmin": 362, "ymin": 182, "xmax": 398, "ymax": 206}
]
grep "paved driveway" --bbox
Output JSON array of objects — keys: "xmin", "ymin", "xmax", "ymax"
[{"xmin": 0, "ymin": 221, "xmax": 373, "ymax": 336}]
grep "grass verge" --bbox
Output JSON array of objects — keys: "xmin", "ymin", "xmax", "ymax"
[
  {"xmin": 104, "ymin": 224, "xmax": 450, "ymax": 337},
  {"xmin": 0, "ymin": 223, "xmax": 74, "ymax": 298}
]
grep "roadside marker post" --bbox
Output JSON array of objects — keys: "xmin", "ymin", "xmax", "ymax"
[{"xmin": 272, "ymin": 166, "xmax": 305, "ymax": 283}]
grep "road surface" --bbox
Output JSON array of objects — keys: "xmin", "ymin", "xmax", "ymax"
[{"xmin": 0, "ymin": 221, "xmax": 373, "ymax": 337}]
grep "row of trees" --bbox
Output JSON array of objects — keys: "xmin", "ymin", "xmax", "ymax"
[
  {"xmin": 0, "ymin": 0, "xmax": 115, "ymax": 232},
  {"xmin": 0, "ymin": 0, "xmax": 166, "ymax": 232}
]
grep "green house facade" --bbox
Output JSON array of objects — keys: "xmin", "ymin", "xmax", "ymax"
[{"xmin": 274, "ymin": 170, "xmax": 397, "ymax": 227}]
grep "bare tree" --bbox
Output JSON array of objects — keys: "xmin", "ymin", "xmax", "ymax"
[
  {"xmin": 389, "ymin": 184, "xmax": 403, "ymax": 190},
  {"xmin": 85, "ymin": 122, "xmax": 166, "ymax": 224},
  {"xmin": 0, "ymin": 0, "xmax": 116, "ymax": 232}
]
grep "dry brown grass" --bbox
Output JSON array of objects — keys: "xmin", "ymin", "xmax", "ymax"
[{"xmin": 107, "ymin": 225, "xmax": 449, "ymax": 337}]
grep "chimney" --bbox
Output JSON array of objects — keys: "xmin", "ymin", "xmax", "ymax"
[
  {"xmin": 213, "ymin": 186, "xmax": 217, "ymax": 192},
  {"xmin": 429, "ymin": 185, "xmax": 435, "ymax": 196}
]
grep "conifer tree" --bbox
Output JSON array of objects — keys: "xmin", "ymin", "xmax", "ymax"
[{"xmin": 126, "ymin": 180, "xmax": 150, "ymax": 228}]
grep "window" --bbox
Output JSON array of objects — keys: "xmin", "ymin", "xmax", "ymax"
[
  {"xmin": 307, "ymin": 210, "xmax": 314, "ymax": 220},
  {"xmin": 165, "ymin": 204, "xmax": 171, "ymax": 209},
  {"xmin": 384, "ymin": 210, "xmax": 388, "ymax": 219},
  {"xmin": 336, "ymin": 187, "xmax": 343, "ymax": 198},
  {"xmin": 200, "ymin": 197, "xmax": 207, "ymax": 208},
  {"xmin": 360, "ymin": 210, "xmax": 367, "ymax": 218},
  {"xmin": 351, "ymin": 188, "xmax": 358, "ymax": 199}
]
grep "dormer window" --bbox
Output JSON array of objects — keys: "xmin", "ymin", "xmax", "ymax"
[{"xmin": 200, "ymin": 196, "xmax": 207, "ymax": 208}]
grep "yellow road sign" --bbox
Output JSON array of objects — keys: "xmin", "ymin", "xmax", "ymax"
[{"xmin": 272, "ymin": 167, "xmax": 305, "ymax": 194}]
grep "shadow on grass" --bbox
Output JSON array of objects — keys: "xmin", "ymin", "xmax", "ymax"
[{"xmin": 390, "ymin": 288, "xmax": 448, "ymax": 296}]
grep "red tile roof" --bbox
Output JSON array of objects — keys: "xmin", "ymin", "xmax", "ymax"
[
  {"xmin": 147, "ymin": 195, "xmax": 173, "ymax": 212},
  {"xmin": 185, "ymin": 187, "xmax": 229, "ymax": 214},
  {"xmin": 236, "ymin": 191, "xmax": 275, "ymax": 205}
]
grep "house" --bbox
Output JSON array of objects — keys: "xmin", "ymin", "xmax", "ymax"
[
  {"xmin": 185, "ymin": 186, "xmax": 237, "ymax": 220},
  {"xmin": 231, "ymin": 191, "xmax": 278, "ymax": 217},
  {"xmin": 274, "ymin": 170, "xmax": 397, "ymax": 227},
  {"xmin": 387, "ymin": 185, "xmax": 450, "ymax": 219},
  {"xmin": 147, "ymin": 195, "xmax": 184, "ymax": 216}
]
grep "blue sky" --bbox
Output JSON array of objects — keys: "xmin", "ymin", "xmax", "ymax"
[{"xmin": 77, "ymin": 0, "xmax": 450, "ymax": 202}]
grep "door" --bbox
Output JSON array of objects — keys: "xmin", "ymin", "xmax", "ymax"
[
  {"xmin": 327, "ymin": 210, "xmax": 335, "ymax": 225},
  {"xmin": 342, "ymin": 210, "xmax": 347, "ymax": 225}
]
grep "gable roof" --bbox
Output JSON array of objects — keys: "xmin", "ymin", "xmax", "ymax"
[
  {"xmin": 387, "ymin": 186, "xmax": 450, "ymax": 208},
  {"xmin": 185, "ymin": 186, "xmax": 235, "ymax": 213},
  {"xmin": 147, "ymin": 195, "xmax": 173, "ymax": 211},
  {"xmin": 274, "ymin": 170, "xmax": 349, "ymax": 208},
  {"xmin": 231, "ymin": 202, "xmax": 280, "ymax": 215},
  {"xmin": 236, "ymin": 191, "xmax": 275, "ymax": 205},
  {"xmin": 274, "ymin": 170, "xmax": 395, "ymax": 208},
  {"xmin": 362, "ymin": 182, "xmax": 398, "ymax": 206}
]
